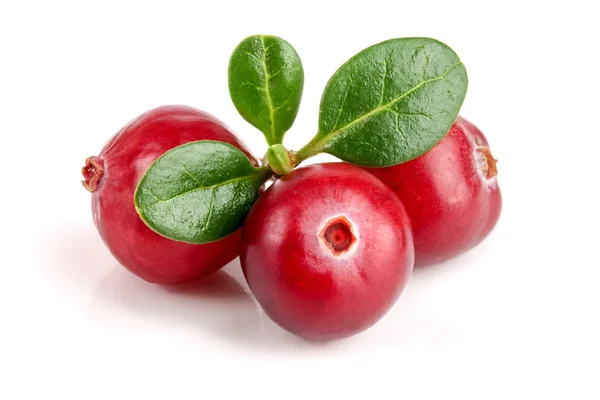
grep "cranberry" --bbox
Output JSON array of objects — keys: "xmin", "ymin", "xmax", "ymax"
[
  {"xmin": 365, "ymin": 116, "xmax": 502, "ymax": 266},
  {"xmin": 82, "ymin": 105, "xmax": 257, "ymax": 284},
  {"xmin": 240, "ymin": 163, "xmax": 414, "ymax": 340}
]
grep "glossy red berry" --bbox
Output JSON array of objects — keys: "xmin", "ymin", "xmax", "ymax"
[
  {"xmin": 365, "ymin": 116, "xmax": 502, "ymax": 266},
  {"xmin": 82, "ymin": 105, "xmax": 257, "ymax": 284},
  {"xmin": 241, "ymin": 163, "xmax": 414, "ymax": 341}
]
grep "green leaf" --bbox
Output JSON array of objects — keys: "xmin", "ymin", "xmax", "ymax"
[
  {"xmin": 298, "ymin": 37, "xmax": 468, "ymax": 167},
  {"xmin": 135, "ymin": 141, "xmax": 271, "ymax": 244},
  {"xmin": 228, "ymin": 34, "xmax": 304, "ymax": 145}
]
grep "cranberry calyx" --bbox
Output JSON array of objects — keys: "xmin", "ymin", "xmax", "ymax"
[
  {"xmin": 475, "ymin": 146, "xmax": 498, "ymax": 180},
  {"xmin": 319, "ymin": 216, "xmax": 357, "ymax": 256},
  {"xmin": 82, "ymin": 156, "xmax": 105, "ymax": 193}
]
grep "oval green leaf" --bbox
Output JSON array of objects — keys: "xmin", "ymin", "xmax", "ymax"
[
  {"xmin": 135, "ymin": 141, "xmax": 271, "ymax": 244},
  {"xmin": 228, "ymin": 34, "xmax": 304, "ymax": 145},
  {"xmin": 299, "ymin": 37, "xmax": 468, "ymax": 167}
]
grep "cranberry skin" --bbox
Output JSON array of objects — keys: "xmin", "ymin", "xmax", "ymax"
[
  {"xmin": 365, "ymin": 116, "xmax": 502, "ymax": 266},
  {"xmin": 83, "ymin": 105, "xmax": 256, "ymax": 284},
  {"xmin": 241, "ymin": 163, "xmax": 414, "ymax": 341}
]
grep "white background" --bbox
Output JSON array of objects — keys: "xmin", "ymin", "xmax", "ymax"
[{"xmin": 1, "ymin": 1, "xmax": 599, "ymax": 398}]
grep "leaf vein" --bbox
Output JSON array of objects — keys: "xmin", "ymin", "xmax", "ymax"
[
  {"xmin": 149, "ymin": 188, "xmax": 164, "ymax": 202},
  {"xmin": 260, "ymin": 35, "xmax": 276, "ymax": 143},
  {"xmin": 422, "ymin": 54, "xmax": 430, "ymax": 81},
  {"xmin": 164, "ymin": 202, "xmax": 176, "ymax": 221},
  {"xmin": 269, "ymin": 69, "xmax": 283, "ymax": 79},
  {"xmin": 393, "ymin": 112, "xmax": 410, "ymax": 147},
  {"xmin": 332, "ymin": 77, "xmax": 353, "ymax": 130},
  {"xmin": 202, "ymin": 190, "xmax": 216, "ymax": 231},
  {"xmin": 273, "ymin": 99, "xmax": 289, "ymax": 112},
  {"xmin": 241, "ymin": 81, "xmax": 267, "ymax": 91},
  {"xmin": 182, "ymin": 164, "xmax": 202, "ymax": 185},
  {"xmin": 388, "ymin": 109, "xmax": 433, "ymax": 120},
  {"xmin": 380, "ymin": 55, "xmax": 391, "ymax": 106},
  {"xmin": 145, "ymin": 172, "xmax": 261, "ymax": 207}
]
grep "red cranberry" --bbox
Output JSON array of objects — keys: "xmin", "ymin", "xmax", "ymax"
[
  {"xmin": 365, "ymin": 116, "xmax": 502, "ymax": 266},
  {"xmin": 82, "ymin": 105, "xmax": 257, "ymax": 284},
  {"xmin": 240, "ymin": 163, "xmax": 414, "ymax": 340}
]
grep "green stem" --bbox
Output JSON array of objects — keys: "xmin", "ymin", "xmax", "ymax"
[
  {"xmin": 257, "ymin": 165, "xmax": 275, "ymax": 181},
  {"xmin": 297, "ymin": 136, "xmax": 325, "ymax": 162}
]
